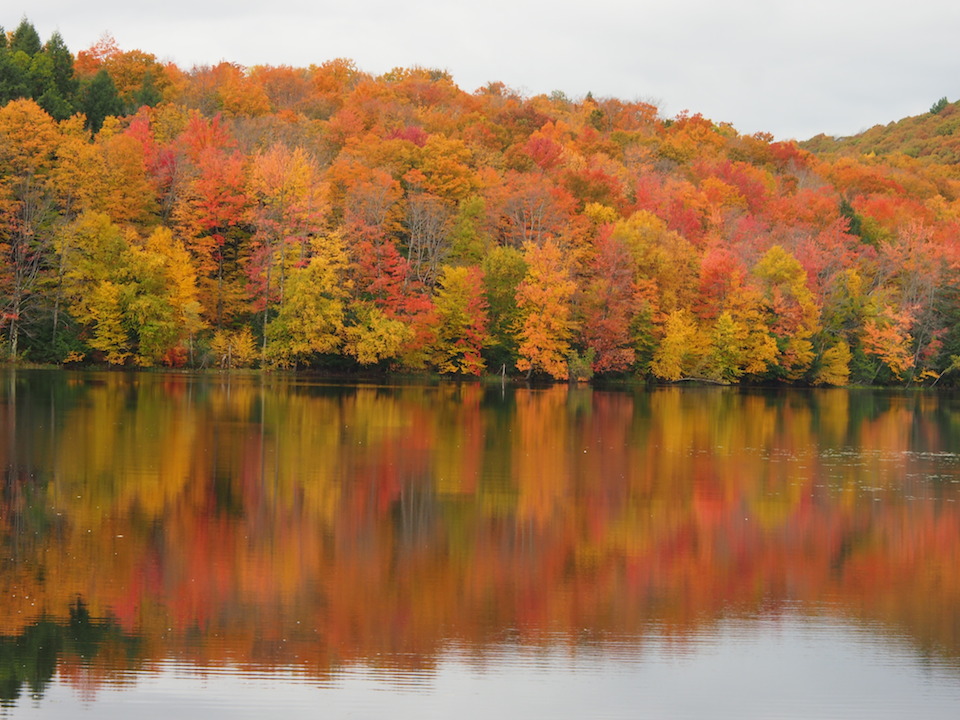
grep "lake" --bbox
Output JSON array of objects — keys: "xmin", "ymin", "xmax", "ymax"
[{"xmin": 1, "ymin": 370, "xmax": 960, "ymax": 718}]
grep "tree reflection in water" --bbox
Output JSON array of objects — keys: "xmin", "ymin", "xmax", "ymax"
[{"xmin": 0, "ymin": 371, "xmax": 959, "ymax": 705}]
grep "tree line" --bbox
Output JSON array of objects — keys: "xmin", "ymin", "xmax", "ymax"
[{"xmin": 2, "ymin": 18, "xmax": 960, "ymax": 384}]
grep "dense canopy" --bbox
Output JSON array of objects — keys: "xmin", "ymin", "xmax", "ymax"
[{"xmin": 2, "ymin": 18, "xmax": 960, "ymax": 384}]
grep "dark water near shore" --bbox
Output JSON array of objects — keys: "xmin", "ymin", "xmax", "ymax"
[{"xmin": 2, "ymin": 370, "xmax": 960, "ymax": 717}]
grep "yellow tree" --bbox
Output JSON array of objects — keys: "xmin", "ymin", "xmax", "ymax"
[
  {"xmin": 613, "ymin": 210, "xmax": 699, "ymax": 320},
  {"xmin": 50, "ymin": 115, "xmax": 106, "ymax": 350},
  {"xmin": 343, "ymin": 303, "xmax": 411, "ymax": 366},
  {"xmin": 515, "ymin": 239, "xmax": 577, "ymax": 379},
  {"xmin": 209, "ymin": 326, "xmax": 258, "ymax": 368},
  {"xmin": 248, "ymin": 143, "xmax": 326, "ymax": 354},
  {"xmin": 702, "ymin": 280, "xmax": 778, "ymax": 382},
  {"xmin": 0, "ymin": 99, "xmax": 60, "ymax": 359},
  {"xmin": 81, "ymin": 281, "xmax": 130, "ymax": 364},
  {"xmin": 131, "ymin": 226, "xmax": 205, "ymax": 365},
  {"xmin": 606, "ymin": 210, "xmax": 700, "ymax": 369},
  {"xmin": 429, "ymin": 265, "xmax": 489, "ymax": 375},
  {"xmin": 52, "ymin": 115, "xmax": 103, "ymax": 217},
  {"xmin": 418, "ymin": 135, "xmax": 477, "ymax": 203},
  {"xmin": 265, "ymin": 233, "xmax": 351, "ymax": 368},
  {"xmin": 814, "ymin": 340, "xmax": 852, "ymax": 386},
  {"xmin": 753, "ymin": 245, "xmax": 820, "ymax": 381},
  {"xmin": 56, "ymin": 211, "xmax": 135, "ymax": 363},
  {"xmin": 861, "ymin": 307, "xmax": 915, "ymax": 382},
  {"xmin": 91, "ymin": 117, "xmax": 158, "ymax": 225},
  {"xmin": 650, "ymin": 309, "xmax": 707, "ymax": 381},
  {"xmin": 703, "ymin": 312, "xmax": 748, "ymax": 383},
  {"xmin": 58, "ymin": 213, "xmax": 204, "ymax": 365}
]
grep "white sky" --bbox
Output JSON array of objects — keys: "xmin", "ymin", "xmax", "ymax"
[{"xmin": 12, "ymin": 1, "xmax": 960, "ymax": 141}]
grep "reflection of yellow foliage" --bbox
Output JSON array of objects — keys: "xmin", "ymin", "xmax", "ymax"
[
  {"xmin": 513, "ymin": 387, "xmax": 571, "ymax": 526},
  {"xmin": 4, "ymin": 376, "xmax": 960, "ymax": 674},
  {"xmin": 814, "ymin": 389, "xmax": 850, "ymax": 445},
  {"xmin": 432, "ymin": 384, "xmax": 483, "ymax": 495}
]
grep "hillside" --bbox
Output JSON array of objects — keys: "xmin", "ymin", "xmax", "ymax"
[
  {"xmin": 2, "ymin": 18, "xmax": 960, "ymax": 385},
  {"xmin": 802, "ymin": 97, "xmax": 960, "ymax": 164}
]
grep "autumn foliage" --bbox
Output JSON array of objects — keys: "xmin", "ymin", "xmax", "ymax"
[
  {"xmin": 2, "ymin": 375, "xmax": 960, "ymax": 700},
  {"xmin": 3, "ymin": 19, "xmax": 960, "ymax": 384}
]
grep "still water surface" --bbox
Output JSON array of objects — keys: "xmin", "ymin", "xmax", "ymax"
[{"xmin": 2, "ymin": 370, "xmax": 960, "ymax": 717}]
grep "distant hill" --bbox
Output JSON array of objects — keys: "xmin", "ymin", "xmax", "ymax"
[{"xmin": 802, "ymin": 98, "xmax": 960, "ymax": 163}]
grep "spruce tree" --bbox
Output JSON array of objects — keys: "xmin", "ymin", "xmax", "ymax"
[
  {"xmin": 9, "ymin": 18, "xmax": 42, "ymax": 56},
  {"xmin": 80, "ymin": 69, "xmax": 123, "ymax": 132}
]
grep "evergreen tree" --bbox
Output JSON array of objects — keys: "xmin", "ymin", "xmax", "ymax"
[
  {"xmin": 0, "ymin": 21, "xmax": 77, "ymax": 115},
  {"xmin": 80, "ymin": 69, "xmax": 123, "ymax": 132},
  {"xmin": 37, "ymin": 86, "xmax": 73, "ymax": 121},
  {"xmin": 25, "ymin": 49, "xmax": 54, "ymax": 99},
  {"xmin": 31, "ymin": 31, "xmax": 78, "ymax": 119},
  {"xmin": 0, "ymin": 44, "xmax": 31, "ymax": 103},
  {"xmin": 131, "ymin": 69, "xmax": 162, "ymax": 109},
  {"xmin": 43, "ymin": 32, "xmax": 78, "ymax": 103},
  {"xmin": 9, "ymin": 18, "xmax": 42, "ymax": 56}
]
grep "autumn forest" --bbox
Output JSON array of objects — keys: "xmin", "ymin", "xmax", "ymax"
[{"xmin": 2, "ymin": 18, "xmax": 960, "ymax": 384}]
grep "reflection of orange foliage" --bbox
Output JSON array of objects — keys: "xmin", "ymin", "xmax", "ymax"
[{"xmin": 3, "ymin": 375, "xmax": 960, "ymax": 686}]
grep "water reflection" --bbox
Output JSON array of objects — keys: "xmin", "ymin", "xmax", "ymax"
[{"xmin": 2, "ymin": 370, "xmax": 960, "ymax": 714}]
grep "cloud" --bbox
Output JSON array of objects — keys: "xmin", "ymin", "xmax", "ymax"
[{"xmin": 11, "ymin": 0, "xmax": 960, "ymax": 139}]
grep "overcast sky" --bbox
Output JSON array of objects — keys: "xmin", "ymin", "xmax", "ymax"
[{"xmin": 12, "ymin": 1, "xmax": 960, "ymax": 140}]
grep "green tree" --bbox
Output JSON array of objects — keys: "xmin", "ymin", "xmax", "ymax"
[
  {"xmin": 132, "ymin": 68, "xmax": 162, "ymax": 108},
  {"xmin": 930, "ymin": 96, "xmax": 949, "ymax": 114},
  {"xmin": 36, "ymin": 31, "xmax": 77, "ymax": 119},
  {"xmin": 0, "ymin": 45, "xmax": 31, "ymax": 103},
  {"xmin": 9, "ymin": 19, "xmax": 42, "ymax": 56},
  {"xmin": 80, "ymin": 69, "xmax": 123, "ymax": 133}
]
